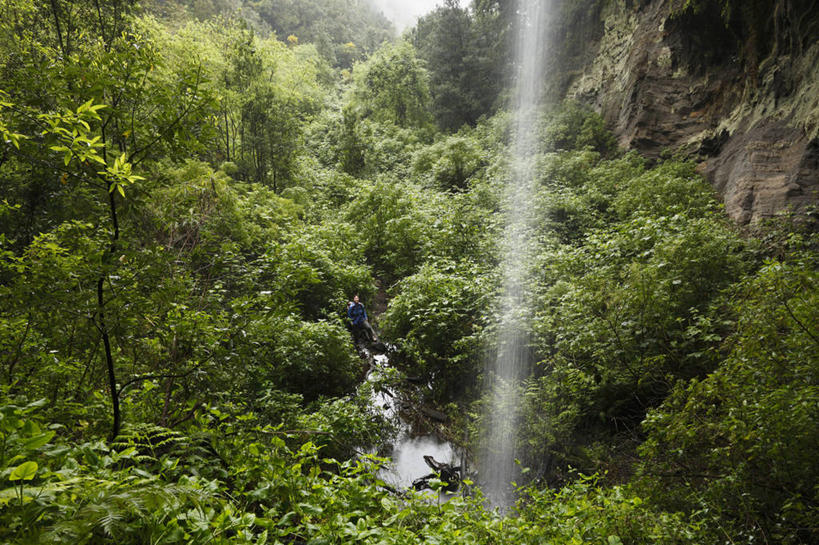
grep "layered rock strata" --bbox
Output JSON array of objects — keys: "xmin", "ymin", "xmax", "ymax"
[{"xmin": 567, "ymin": 0, "xmax": 819, "ymax": 224}]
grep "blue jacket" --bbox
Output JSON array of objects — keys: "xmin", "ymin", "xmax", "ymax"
[{"xmin": 347, "ymin": 302, "xmax": 367, "ymax": 326}]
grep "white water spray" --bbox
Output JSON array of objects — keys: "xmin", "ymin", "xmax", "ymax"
[{"xmin": 480, "ymin": 0, "xmax": 555, "ymax": 508}]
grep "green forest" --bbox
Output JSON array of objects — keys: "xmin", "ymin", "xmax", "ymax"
[{"xmin": 0, "ymin": 0, "xmax": 816, "ymax": 543}]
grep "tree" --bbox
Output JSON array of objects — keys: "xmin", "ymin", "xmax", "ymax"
[
  {"xmin": 411, "ymin": 0, "xmax": 510, "ymax": 130},
  {"xmin": 639, "ymin": 256, "xmax": 819, "ymax": 544},
  {"xmin": 184, "ymin": 19, "xmax": 322, "ymax": 190},
  {"xmin": 348, "ymin": 40, "xmax": 432, "ymax": 129},
  {"xmin": 0, "ymin": 1, "xmax": 215, "ymax": 439},
  {"xmin": 250, "ymin": 0, "xmax": 394, "ymax": 67}
]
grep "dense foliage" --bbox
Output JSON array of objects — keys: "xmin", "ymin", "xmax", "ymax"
[
  {"xmin": 1, "ymin": 1, "xmax": 816, "ymax": 544},
  {"xmin": 410, "ymin": 0, "xmax": 509, "ymax": 130},
  {"xmin": 150, "ymin": 0, "xmax": 394, "ymax": 68}
]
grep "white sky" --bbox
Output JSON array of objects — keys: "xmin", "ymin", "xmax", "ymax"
[{"xmin": 368, "ymin": 0, "xmax": 443, "ymax": 31}]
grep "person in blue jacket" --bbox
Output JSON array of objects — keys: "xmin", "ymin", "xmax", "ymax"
[{"xmin": 347, "ymin": 294, "xmax": 377, "ymax": 342}]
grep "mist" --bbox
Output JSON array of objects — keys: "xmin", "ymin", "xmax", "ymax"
[{"xmin": 367, "ymin": 0, "xmax": 442, "ymax": 31}]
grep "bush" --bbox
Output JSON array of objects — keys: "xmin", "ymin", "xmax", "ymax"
[
  {"xmin": 412, "ymin": 134, "xmax": 488, "ymax": 191},
  {"xmin": 381, "ymin": 262, "xmax": 490, "ymax": 402},
  {"xmin": 613, "ymin": 160, "xmax": 720, "ymax": 220},
  {"xmin": 639, "ymin": 255, "xmax": 819, "ymax": 545},
  {"xmin": 515, "ymin": 475, "xmax": 701, "ymax": 544},
  {"xmin": 343, "ymin": 180, "xmax": 437, "ymax": 282},
  {"xmin": 253, "ymin": 228, "xmax": 375, "ymax": 321},
  {"xmin": 540, "ymin": 102, "xmax": 618, "ymax": 155},
  {"xmin": 237, "ymin": 314, "xmax": 362, "ymax": 403}
]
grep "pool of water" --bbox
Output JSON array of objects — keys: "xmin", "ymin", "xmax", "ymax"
[{"xmin": 365, "ymin": 352, "xmax": 462, "ymax": 494}]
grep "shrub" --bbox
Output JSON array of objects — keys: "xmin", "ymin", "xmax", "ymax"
[
  {"xmin": 639, "ymin": 255, "xmax": 819, "ymax": 545},
  {"xmin": 381, "ymin": 262, "xmax": 490, "ymax": 402}
]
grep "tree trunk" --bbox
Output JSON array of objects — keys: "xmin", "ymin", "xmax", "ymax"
[{"xmin": 100, "ymin": 186, "xmax": 121, "ymax": 441}]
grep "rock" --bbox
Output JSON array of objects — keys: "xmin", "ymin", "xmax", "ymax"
[
  {"xmin": 369, "ymin": 341, "xmax": 388, "ymax": 353},
  {"xmin": 411, "ymin": 455, "xmax": 462, "ymax": 493},
  {"xmin": 702, "ymin": 123, "xmax": 819, "ymax": 224},
  {"xmin": 566, "ymin": 0, "xmax": 819, "ymax": 225}
]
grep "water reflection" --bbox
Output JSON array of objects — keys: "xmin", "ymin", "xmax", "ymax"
[
  {"xmin": 379, "ymin": 434, "xmax": 456, "ymax": 489},
  {"xmin": 366, "ymin": 351, "xmax": 461, "ymax": 497}
]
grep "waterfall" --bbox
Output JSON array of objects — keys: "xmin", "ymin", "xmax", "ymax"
[{"xmin": 479, "ymin": 0, "xmax": 554, "ymax": 509}]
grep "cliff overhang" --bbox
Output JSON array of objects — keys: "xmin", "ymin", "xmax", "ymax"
[{"xmin": 565, "ymin": 0, "xmax": 819, "ymax": 225}]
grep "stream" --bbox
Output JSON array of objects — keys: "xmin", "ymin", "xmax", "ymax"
[{"xmin": 363, "ymin": 350, "xmax": 464, "ymax": 497}]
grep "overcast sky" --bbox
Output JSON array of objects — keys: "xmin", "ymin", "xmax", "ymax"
[{"xmin": 368, "ymin": 0, "xmax": 443, "ymax": 31}]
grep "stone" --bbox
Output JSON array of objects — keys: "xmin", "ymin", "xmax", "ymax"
[{"xmin": 566, "ymin": 0, "xmax": 819, "ymax": 225}]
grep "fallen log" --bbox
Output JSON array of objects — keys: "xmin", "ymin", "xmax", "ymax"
[
  {"xmin": 420, "ymin": 406, "xmax": 448, "ymax": 422},
  {"xmin": 412, "ymin": 455, "xmax": 462, "ymax": 493}
]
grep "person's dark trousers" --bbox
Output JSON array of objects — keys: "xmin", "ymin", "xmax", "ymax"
[{"xmin": 355, "ymin": 320, "xmax": 376, "ymax": 342}]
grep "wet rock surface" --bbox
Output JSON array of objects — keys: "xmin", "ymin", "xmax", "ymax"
[
  {"xmin": 567, "ymin": 0, "xmax": 819, "ymax": 225},
  {"xmin": 703, "ymin": 122, "xmax": 819, "ymax": 224}
]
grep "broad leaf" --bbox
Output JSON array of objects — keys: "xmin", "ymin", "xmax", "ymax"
[{"xmin": 9, "ymin": 461, "xmax": 38, "ymax": 481}]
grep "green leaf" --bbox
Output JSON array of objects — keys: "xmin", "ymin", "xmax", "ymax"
[
  {"xmin": 0, "ymin": 486, "xmax": 18, "ymax": 506},
  {"xmin": 23, "ymin": 431, "xmax": 54, "ymax": 451},
  {"xmin": 0, "ymin": 416, "xmax": 21, "ymax": 434},
  {"xmin": 9, "ymin": 461, "xmax": 38, "ymax": 481},
  {"xmin": 78, "ymin": 99, "xmax": 94, "ymax": 113}
]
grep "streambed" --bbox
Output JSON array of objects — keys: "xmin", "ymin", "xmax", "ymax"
[{"xmin": 364, "ymin": 351, "xmax": 464, "ymax": 495}]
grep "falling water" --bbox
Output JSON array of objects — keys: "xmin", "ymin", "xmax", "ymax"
[{"xmin": 480, "ymin": 0, "xmax": 554, "ymax": 508}]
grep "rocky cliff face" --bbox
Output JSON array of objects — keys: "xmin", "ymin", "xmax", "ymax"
[{"xmin": 565, "ymin": 0, "xmax": 819, "ymax": 225}]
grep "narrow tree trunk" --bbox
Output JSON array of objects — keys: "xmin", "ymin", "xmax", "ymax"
[
  {"xmin": 7, "ymin": 313, "xmax": 31, "ymax": 384},
  {"xmin": 93, "ymin": 0, "xmax": 108, "ymax": 48},
  {"xmin": 48, "ymin": 0, "xmax": 66, "ymax": 58},
  {"xmin": 160, "ymin": 377, "xmax": 174, "ymax": 427},
  {"xmin": 100, "ymin": 186, "xmax": 121, "ymax": 441},
  {"xmin": 99, "ymin": 275, "xmax": 120, "ymax": 440},
  {"xmin": 223, "ymin": 107, "xmax": 231, "ymax": 161}
]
